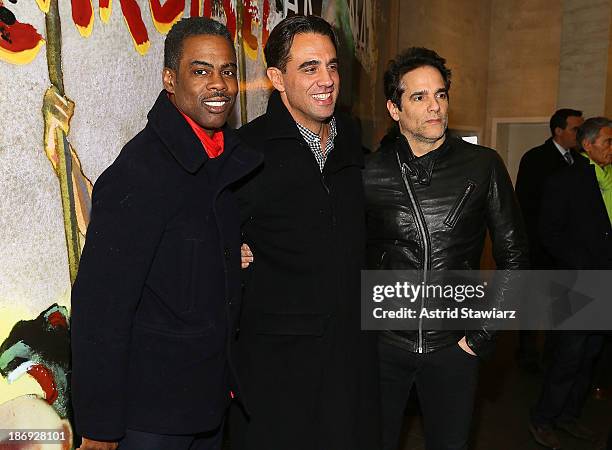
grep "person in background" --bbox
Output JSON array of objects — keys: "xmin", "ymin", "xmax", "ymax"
[
  {"xmin": 514, "ymin": 108, "xmax": 584, "ymax": 373},
  {"xmin": 530, "ymin": 117, "xmax": 612, "ymax": 450}
]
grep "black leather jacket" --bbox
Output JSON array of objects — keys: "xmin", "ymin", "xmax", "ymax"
[{"xmin": 363, "ymin": 134, "xmax": 528, "ymax": 355}]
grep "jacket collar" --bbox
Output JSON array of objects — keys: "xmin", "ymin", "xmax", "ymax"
[
  {"xmin": 146, "ymin": 90, "xmax": 262, "ymax": 181},
  {"xmin": 147, "ymin": 90, "xmax": 210, "ymax": 174},
  {"xmin": 264, "ymin": 90, "xmax": 305, "ymax": 141},
  {"xmin": 263, "ymin": 89, "xmax": 363, "ymax": 171}
]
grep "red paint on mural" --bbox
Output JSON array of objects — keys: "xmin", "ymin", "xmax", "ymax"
[
  {"xmin": 222, "ymin": 0, "xmax": 236, "ymax": 41},
  {"xmin": 71, "ymin": 0, "xmax": 94, "ymax": 36},
  {"xmin": 190, "ymin": 0, "xmax": 201, "ymax": 18},
  {"xmin": 150, "ymin": 0, "xmax": 184, "ymax": 34},
  {"xmin": 262, "ymin": 0, "xmax": 270, "ymax": 49},
  {"xmin": 242, "ymin": 0, "xmax": 259, "ymax": 58},
  {"xmin": 119, "ymin": 0, "xmax": 150, "ymax": 54},
  {"xmin": 0, "ymin": 0, "xmax": 45, "ymax": 64}
]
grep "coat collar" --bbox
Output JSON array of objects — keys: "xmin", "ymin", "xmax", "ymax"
[
  {"xmin": 147, "ymin": 90, "xmax": 262, "ymax": 180},
  {"xmin": 263, "ymin": 90, "xmax": 305, "ymax": 140},
  {"xmin": 262, "ymin": 89, "xmax": 363, "ymax": 172},
  {"xmin": 147, "ymin": 90, "xmax": 209, "ymax": 173}
]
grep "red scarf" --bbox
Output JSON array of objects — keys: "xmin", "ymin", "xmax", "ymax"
[{"xmin": 178, "ymin": 110, "xmax": 224, "ymax": 158}]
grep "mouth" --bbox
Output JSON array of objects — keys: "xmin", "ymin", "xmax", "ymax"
[
  {"xmin": 311, "ymin": 92, "xmax": 334, "ymax": 105},
  {"xmin": 426, "ymin": 118, "xmax": 442, "ymax": 124},
  {"xmin": 201, "ymin": 96, "xmax": 232, "ymax": 114}
]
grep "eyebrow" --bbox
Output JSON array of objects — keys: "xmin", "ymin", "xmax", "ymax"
[
  {"xmin": 298, "ymin": 59, "xmax": 320, "ymax": 70},
  {"xmin": 190, "ymin": 60, "xmax": 213, "ymax": 68},
  {"xmin": 190, "ymin": 61, "xmax": 237, "ymax": 70},
  {"xmin": 297, "ymin": 58, "xmax": 339, "ymax": 71},
  {"xmin": 409, "ymin": 88, "xmax": 448, "ymax": 97}
]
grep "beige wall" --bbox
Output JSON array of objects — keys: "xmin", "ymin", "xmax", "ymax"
[
  {"xmin": 397, "ymin": 1, "xmax": 491, "ymax": 136},
  {"xmin": 485, "ymin": 0, "xmax": 562, "ymax": 145},
  {"xmin": 558, "ymin": 0, "xmax": 611, "ymax": 117}
]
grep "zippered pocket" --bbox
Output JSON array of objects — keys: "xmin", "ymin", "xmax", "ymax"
[{"xmin": 444, "ymin": 180, "xmax": 476, "ymax": 228}]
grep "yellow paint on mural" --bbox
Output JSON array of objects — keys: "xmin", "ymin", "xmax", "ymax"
[
  {"xmin": 35, "ymin": 0, "xmax": 51, "ymax": 13},
  {"xmin": 100, "ymin": 0, "xmax": 113, "ymax": 23},
  {"xmin": 134, "ymin": 40, "xmax": 151, "ymax": 56},
  {"xmin": 76, "ymin": 20, "xmax": 94, "ymax": 38},
  {"xmin": 0, "ymin": 306, "xmax": 45, "ymax": 405},
  {"xmin": 150, "ymin": 10, "xmax": 183, "ymax": 35},
  {"xmin": 244, "ymin": 39, "xmax": 258, "ymax": 61},
  {"xmin": 0, "ymin": 40, "xmax": 45, "ymax": 65},
  {"xmin": 121, "ymin": 16, "xmax": 151, "ymax": 56}
]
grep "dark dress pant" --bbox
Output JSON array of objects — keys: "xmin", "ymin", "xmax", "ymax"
[
  {"xmin": 531, "ymin": 332, "xmax": 604, "ymax": 426},
  {"xmin": 118, "ymin": 423, "xmax": 223, "ymax": 450},
  {"xmin": 379, "ymin": 339, "xmax": 479, "ymax": 450}
]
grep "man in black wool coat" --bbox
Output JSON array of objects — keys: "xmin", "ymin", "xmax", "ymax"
[{"xmin": 70, "ymin": 17, "xmax": 261, "ymax": 450}]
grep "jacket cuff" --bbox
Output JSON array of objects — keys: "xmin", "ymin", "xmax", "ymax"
[{"xmin": 465, "ymin": 330, "xmax": 496, "ymax": 358}]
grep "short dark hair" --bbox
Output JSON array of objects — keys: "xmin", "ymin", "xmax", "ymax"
[
  {"xmin": 264, "ymin": 14, "xmax": 338, "ymax": 71},
  {"xmin": 576, "ymin": 117, "xmax": 612, "ymax": 151},
  {"xmin": 164, "ymin": 17, "xmax": 233, "ymax": 71},
  {"xmin": 384, "ymin": 47, "xmax": 452, "ymax": 110},
  {"xmin": 549, "ymin": 108, "xmax": 582, "ymax": 136}
]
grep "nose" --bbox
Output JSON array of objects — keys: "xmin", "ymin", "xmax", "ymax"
[
  {"xmin": 317, "ymin": 68, "xmax": 335, "ymax": 88},
  {"xmin": 207, "ymin": 70, "xmax": 228, "ymax": 93},
  {"xmin": 428, "ymin": 96, "xmax": 441, "ymax": 112}
]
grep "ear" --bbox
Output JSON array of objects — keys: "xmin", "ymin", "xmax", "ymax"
[
  {"xmin": 266, "ymin": 67, "xmax": 285, "ymax": 93},
  {"xmin": 386, "ymin": 99, "xmax": 400, "ymax": 122},
  {"xmin": 582, "ymin": 138, "xmax": 592, "ymax": 154},
  {"xmin": 162, "ymin": 67, "xmax": 177, "ymax": 94},
  {"xmin": 553, "ymin": 126, "xmax": 563, "ymax": 138}
]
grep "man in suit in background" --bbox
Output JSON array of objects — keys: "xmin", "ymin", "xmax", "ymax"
[
  {"xmin": 514, "ymin": 108, "xmax": 584, "ymax": 372},
  {"xmin": 529, "ymin": 117, "xmax": 612, "ymax": 449}
]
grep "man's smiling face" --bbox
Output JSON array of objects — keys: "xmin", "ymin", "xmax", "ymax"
[
  {"xmin": 268, "ymin": 32, "xmax": 339, "ymax": 133},
  {"xmin": 163, "ymin": 34, "xmax": 238, "ymax": 136}
]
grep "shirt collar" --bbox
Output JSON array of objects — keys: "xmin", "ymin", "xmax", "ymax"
[{"xmin": 552, "ymin": 139, "xmax": 569, "ymax": 156}]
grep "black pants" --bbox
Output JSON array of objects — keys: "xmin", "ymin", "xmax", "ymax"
[
  {"xmin": 118, "ymin": 423, "xmax": 224, "ymax": 450},
  {"xmin": 531, "ymin": 332, "xmax": 604, "ymax": 427},
  {"xmin": 379, "ymin": 339, "xmax": 479, "ymax": 450}
]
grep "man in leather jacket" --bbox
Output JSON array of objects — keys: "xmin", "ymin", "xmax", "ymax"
[{"xmin": 363, "ymin": 47, "xmax": 528, "ymax": 450}]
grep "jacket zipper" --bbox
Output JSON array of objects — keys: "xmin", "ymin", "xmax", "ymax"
[
  {"xmin": 396, "ymin": 152, "xmax": 430, "ymax": 353},
  {"xmin": 444, "ymin": 181, "xmax": 476, "ymax": 228}
]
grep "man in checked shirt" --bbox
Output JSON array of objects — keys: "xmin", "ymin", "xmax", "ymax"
[{"xmin": 230, "ymin": 14, "xmax": 380, "ymax": 450}]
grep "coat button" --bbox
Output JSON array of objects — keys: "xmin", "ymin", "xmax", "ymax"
[{"xmin": 224, "ymin": 248, "xmax": 231, "ymax": 260}]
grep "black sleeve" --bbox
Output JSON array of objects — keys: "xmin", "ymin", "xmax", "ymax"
[
  {"xmin": 70, "ymin": 161, "xmax": 165, "ymax": 441},
  {"xmin": 466, "ymin": 152, "xmax": 529, "ymax": 356},
  {"xmin": 539, "ymin": 175, "xmax": 574, "ymax": 268}
]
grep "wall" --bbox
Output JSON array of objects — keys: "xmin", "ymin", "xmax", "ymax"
[
  {"xmin": 485, "ymin": 0, "xmax": 563, "ymax": 145},
  {"xmin": 396, "ymin": 0, "xmax": 491, "ymax": 137}
]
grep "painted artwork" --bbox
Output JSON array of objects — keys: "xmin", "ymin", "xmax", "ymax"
[{"xmin": 0, "ymin": 0, "xmax": 377, "ymax": 446}]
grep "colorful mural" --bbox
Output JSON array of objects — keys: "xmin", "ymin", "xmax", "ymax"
[{"xmin": 0, "ymin": 0, "xmax": 377, "ymax": 445}]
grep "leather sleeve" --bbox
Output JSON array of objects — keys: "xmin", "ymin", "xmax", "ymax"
[{"xmin": 467, "ymin": 152, "xmax": 529, "ymax": 355}]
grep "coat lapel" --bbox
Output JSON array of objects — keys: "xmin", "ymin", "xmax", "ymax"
[{"xmin": 147, "ymin": 91, "xmax": 208, "ymax": 174}]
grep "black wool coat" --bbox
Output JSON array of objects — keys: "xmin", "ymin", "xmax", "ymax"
[
  {"xmin": 71, "ymin": 91, "xmax": 261, "ymax": 441},
  {"xmin": 230, "ymin": 90, "xmax": 380, "ymax": 450},
  {"xmin": 515, "ymin": 138, "xmax": 578, "ymax": 267},
  {"xmin": 539, "ymin": 154, "xmax": 612, "ymax": 269}
]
